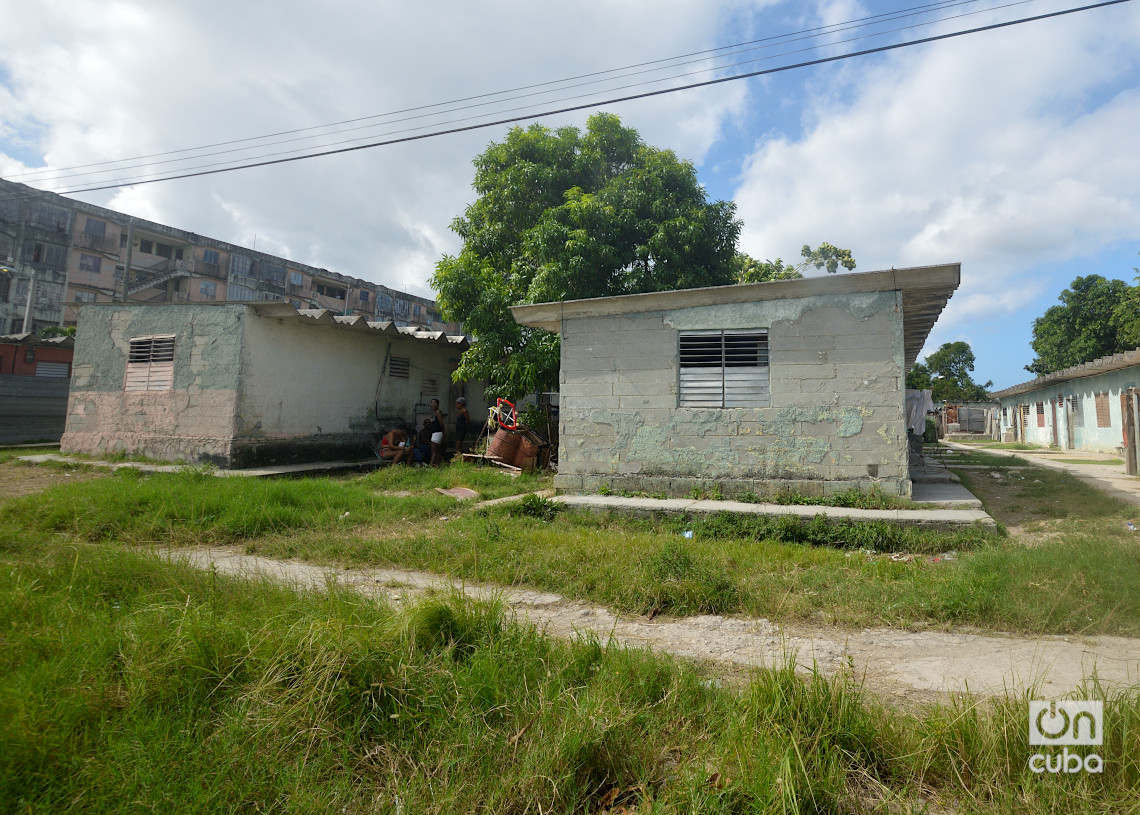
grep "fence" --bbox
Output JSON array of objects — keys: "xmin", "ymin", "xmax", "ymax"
[{"xmin": 0, "ymin": 375, "xmax": 70, "ymax": 443}]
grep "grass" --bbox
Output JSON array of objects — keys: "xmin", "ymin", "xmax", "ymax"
[
  {"xmin": 948, "ymin": 439, "xmax": 1046, "ymax": 450},
  {"xmin": 3, "ymin": 539, "xmax": 1139, "ymax": 813},
  {"xmin": 7, "ymin": 457, "xmax": 1140, "ymax": 635},
  {"xmin": 1053, "ymin": 458, "xmax": 1125, "ymax": 466}
]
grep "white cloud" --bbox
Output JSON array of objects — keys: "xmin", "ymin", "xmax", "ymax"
[
  {"xmin": 733, "ymin": 0, "xmax": 1140, "ymax": 346},
  {"xmin": 1, "ymin": 0, "xmax": 763, "ymax": 296}
]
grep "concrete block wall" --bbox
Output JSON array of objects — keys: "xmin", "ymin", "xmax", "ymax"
[
  {"xmin": 61, "ymin": 303, "xmax": 243, "ymax": 464},
  {"xmin": 555, "ymin": 291, "xmax": 910, "ymax": 497}
]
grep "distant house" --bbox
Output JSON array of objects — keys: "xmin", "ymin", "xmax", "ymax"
[
  {"xmin": 61, "ymin": 302, "xmax": 482, "ymax": 467},
  {"xmin": 511, "ymin": 264, "xmax": 960, "ymax": 498},
  {"xmin": 991, "ymin": 349, "xmax": 1140, "ymax": 470},
  {"xmin": 0, "ymin": 332, "xmax": 75, "ymax": 444}
]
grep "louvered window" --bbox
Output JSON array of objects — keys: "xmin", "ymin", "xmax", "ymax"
[
  {"xmin": 125, "ymin": 335, "xmax": 175, "ymax": 391},
  {"xmin": 389, "ymin": 356, "xmax": 410, "ymax": 379},
  {"xmin": 678, "ymin": 330, "xmax": 769, "ymax": 408},
  {"xmin": 1095, "ymin": 392, "xmax": 1111, "ymax": 428}
]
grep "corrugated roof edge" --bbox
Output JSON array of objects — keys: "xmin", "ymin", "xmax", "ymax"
[
  {"xmin": 990, "ymin": 347, "xmax": 1140, "ymax": 400},
  {"xmin": 0, "ymin": 332, "xmax": 75, "ymax": 348},
  {"xmin": 253, "ymin": 303, "xmax": 469, "ymax": 345}
]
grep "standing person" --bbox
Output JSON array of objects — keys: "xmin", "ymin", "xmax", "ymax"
[
  {"xmin": 453, "ymin": 397, "xmax": 469, "ymax": 457},
  {"xmin": 428, "ymin": 398, "xmax": 445, "ymax": 466}
]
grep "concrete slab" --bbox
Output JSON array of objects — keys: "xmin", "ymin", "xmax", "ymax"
[
  {"xmin": 554, "ymin": 493, "xmax": 995, "ymax": 529},
  {"xmin": 17, "ymin": 454, "xmax": 381, "ymax": 478},
  {"xmin": 910, "ymin": 481, "xmax": 983, "ymax": 508}
]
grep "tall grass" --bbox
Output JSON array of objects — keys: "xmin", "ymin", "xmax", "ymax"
[{"xmin": 3, "ymin": 541, "xmax": 1138, "ymax": 813}]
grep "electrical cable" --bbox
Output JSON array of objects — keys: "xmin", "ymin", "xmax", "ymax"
[
  {"xmin": 8, "ymin": 0, "xmax": 1039, "ymax": 190},
  {"xmin": 3, "ymin": 0, "xmax": 991, "ymax": 183},
  {"xmin": 0, "ymin": 0, "xmax": 1130, "ymax": 198}
]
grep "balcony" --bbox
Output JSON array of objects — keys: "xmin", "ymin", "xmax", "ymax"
[{"xmin": 74, "ymin": 231, "xmax": 119, "ymax": 254}]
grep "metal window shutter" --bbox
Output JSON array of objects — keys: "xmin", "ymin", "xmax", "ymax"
[{"xmin": 35, "ymin": 361, "xmax": 70, "ymax": 378}]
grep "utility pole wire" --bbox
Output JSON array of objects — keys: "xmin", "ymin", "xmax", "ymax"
[
  {"xmin": 6, "ymin": 0, "xmax": 1134, "ymax": 197},
  {"xmin": 2, "ymin": 0, "xmax": 988, "ymax": 182}
]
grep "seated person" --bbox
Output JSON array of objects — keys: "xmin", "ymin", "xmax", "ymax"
[{"xmin": 378, "ymin": 428, "xmax": 409, "ymax": 464}]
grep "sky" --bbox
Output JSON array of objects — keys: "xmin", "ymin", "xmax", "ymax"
[{"xmin": 1, "ymin": 0, "xmax": 1137, "ymax": 390}]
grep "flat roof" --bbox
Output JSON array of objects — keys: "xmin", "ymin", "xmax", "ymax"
[
  {"xmin": 990, "ymin": 347, "xmax": 1140, "ymax": 399},
  {"xmin": 510, "ymin": 263, "xmax": 960, "ymax": 370}
]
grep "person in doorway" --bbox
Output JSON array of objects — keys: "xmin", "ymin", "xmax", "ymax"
[
  {"xmin": 453, "ymin": 396, "xmax": 469, "ymax": 457},
  {"xmin": 429, "ymin": 398, "xmax": 445, "ymax": 466},
  {"xmin": 413, "ymin": 418, "xmax": 432, "ymax": 464}
]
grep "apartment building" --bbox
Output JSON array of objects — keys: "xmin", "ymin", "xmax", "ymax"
[{"xmin": 0, "ymin": 178, "xmax": 455, "ymax": 335}]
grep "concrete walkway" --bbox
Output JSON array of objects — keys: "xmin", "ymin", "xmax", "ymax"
[
  {"xmin": 941, "ymin": 442, "xmax": 1140, "ymax": 507},
  {"xmin": 554, "ymin": 493, "xmax": 994, "ymax": 529},
  {"xmin": 166, "ymin": 545, "xmax": 1140, "ymax": 699},
  {"xmin": 17, "ymin": 453, "xmax": 381, "ymax": 478}
]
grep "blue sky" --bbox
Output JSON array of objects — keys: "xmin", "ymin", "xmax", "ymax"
[{"xmin": 1, "ymin": 0, "xmax": 1137, "ymax": 389}]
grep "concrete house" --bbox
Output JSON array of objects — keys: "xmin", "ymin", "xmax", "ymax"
[
  {"xmin": 511, "ymin": 264, "xmax": 960, "ymax": 498},
  {"xmin": 991, "ymin": 348, "xmax": 1140, "ymax": 471},
  {"xmin": 61, "ymin": 302, "xmax": 483, "ymax": 467}
]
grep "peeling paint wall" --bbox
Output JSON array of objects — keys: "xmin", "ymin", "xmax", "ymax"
[
  {"xmin": 61, "ymin": 304, "xmax": 487, "ymax": 467},
  {"xmin": 61, "ymin": 304, "xmax": 244, "ymax": 463},
  {"xmin": 554, "ymin": 291, "xmax": 910, "ymax": 497},
  {"xmin": 233, "ymin": 315, "xmax": 482, "ymax": 466},
  {"xmin": 997, "ymin": 367, "xmax": 1138, "ymax": 453}
]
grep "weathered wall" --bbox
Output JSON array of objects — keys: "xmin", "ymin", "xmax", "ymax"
[
  {"xmin": 555, "ymin": 291, "xmax": 909, "ymax": 497},
  {"xmin": 231, "ymin": 315, "xmax": 480, "ymax": 466},
  {"xmin": 0, "ymin": 375, "xmax": 70, "ymax": 443},
  {"xmin": 997, "ymin": 367, "xmax": 1138, "ymax": 453},
  {"xmin": 60, "ymin": 304, "xmax": 243, "ymax": 463}
]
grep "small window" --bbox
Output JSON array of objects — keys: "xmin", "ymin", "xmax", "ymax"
[
  {"xmin": 679, "ymin": 330, "xmax": 769, "ymax": 408},
  {"xmin": 155, "ymin": 243, "xmax": 173, "ymax": 260},
  {"xmin": 421, "ymin": 376, "xmax": 438, "ymax": 397},
  {"xmin": 231, "ymin": 254, "xmax": 253, "ymax": 277},
  {"xmin": 289, "ymin": 271, "xmax": 304, "ymax": 287},
  {"xmin": 79, "ymin": 254, "xmax": 102, "ymax": 274},
  {"xmin": 125, "ymin": 335, "xmax": 175, "ymax": 392},
  {"xmin": 359, "ymin": 290, "xmax": 369, "ymax": 303},
  {"xmin": 262, "ymin": 262, "xmax": 285, "ymax": 286},
  {"xmin": 389, "ymin": 357, "xmax": 410, "ymax": 379},
  {"xmin": 199, "ymin": 280, "xmax": 217, "ymax": 297},
  {"xmin": 202, "ymin": 249, "xmax": 220, "ymax": 266},
  {"xmin": 138, "ymin": 239, "xmax": 154, "ymax": 254},
  {"xmin": 83, "ymin": 218, "xmax": 106, "ymax": 238},
  {"xmin": 73, "ymin": 290, "xmax": 98, "ymax": 303},
  {"xmin": 1036, "ymin": 402, "xmax": 1045, "ymax": 428},
  {"xmin": 1095, "ymin": 392, "xmax": 1111, "ymax": 428}
]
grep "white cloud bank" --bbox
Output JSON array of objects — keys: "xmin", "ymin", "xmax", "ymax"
[
  {"xmin": 0, "ymin": 0, "xmax": 760, "ymax": 296},
  {"xmin": 733, "ymin": 1, "xmax": 1140, "ymax": 350}
]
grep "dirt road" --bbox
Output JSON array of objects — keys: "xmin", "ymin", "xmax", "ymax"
[{"xmin": 166, "ymin": 546, "xmax": 1140, "ymax": 701}]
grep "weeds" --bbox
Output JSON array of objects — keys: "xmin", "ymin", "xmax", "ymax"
[{"xmin": 2, "ymin": 542, "xmax": 1138, "ymax": 813}]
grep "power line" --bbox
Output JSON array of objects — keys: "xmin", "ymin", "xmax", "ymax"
[
  {"xmin": 25, "ymin": 0, "xmax": 1044, "ymax": 194},
  {"xmin": 3, "ymin": 0, "xmax": 988, "ymax": 183},
  {"xmin": 2, "ymin": 0, "xmax": 1131, "ymax": 198}
]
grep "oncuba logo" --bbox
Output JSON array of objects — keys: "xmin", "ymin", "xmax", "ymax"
[{"xmin": 1028, "ymin": 701, "xmax": 1104, "ymax": 774}]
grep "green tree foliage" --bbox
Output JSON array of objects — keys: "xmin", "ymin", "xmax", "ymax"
[
  {"xmin": 919, "ymin": 341, "xmax": 992, "ymax": 402},
  {"xmin": 732, "ymin": 243, "xmax": 857, "ymax": 284},
  {"xmin": 905, "ymin": 361, "xmax": 932, "ymax": 391},
  {"xmin": 432, "ymin": 114, "xmax": 741, "ymax": 399},
  {"xmin": 1112, "ymin": 253, "xmax": 1140, "ymax": 349},
  {"xmin": 1026, "ymin": 274, "xmax": 1133, "ymax": 375}
]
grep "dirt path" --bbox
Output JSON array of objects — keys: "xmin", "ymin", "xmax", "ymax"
[{"xmin": 165, "ymin": 545, "xmax": 1140, "ymax": 701}]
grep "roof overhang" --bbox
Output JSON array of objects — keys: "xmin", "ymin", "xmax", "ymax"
[
  {"xmin": 990, "ymin": 347, "xmax": 1140, "ymax": 399},
  {"xmin": 510, "ymin": 263, "xmax": 960, "ymax": 370}
]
